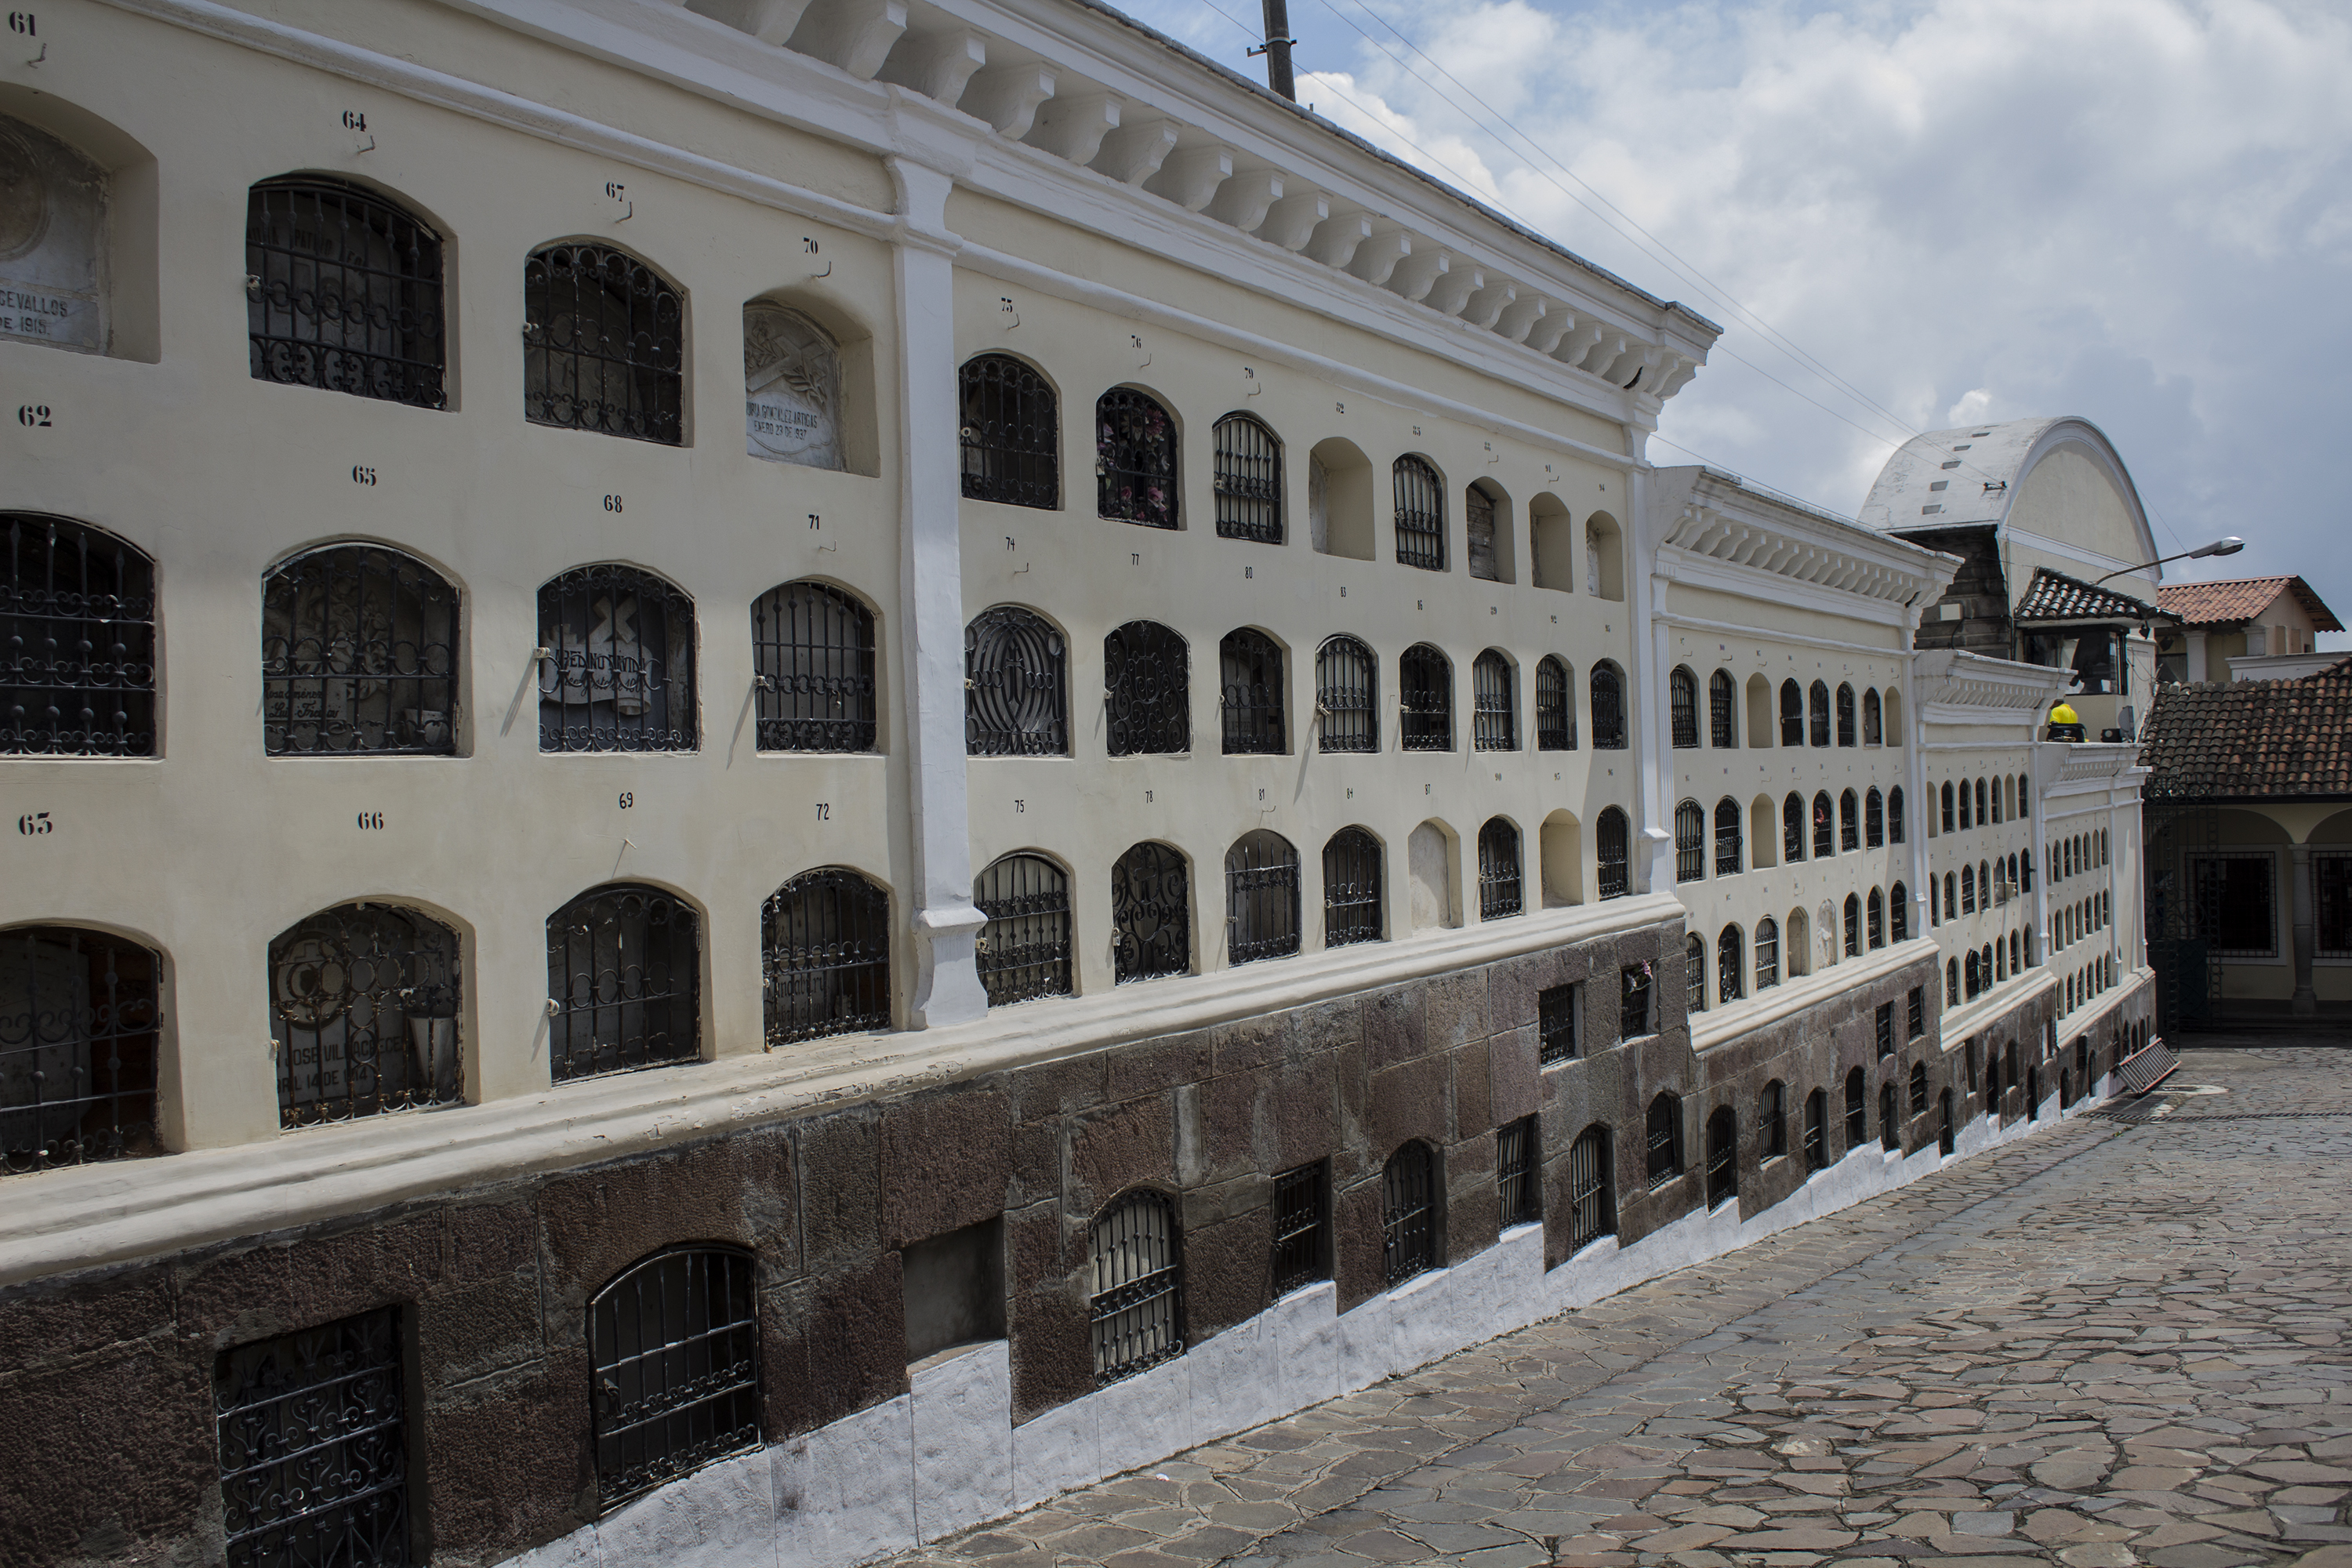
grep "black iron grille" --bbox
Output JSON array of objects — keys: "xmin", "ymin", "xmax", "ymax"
[
  {"xmin": 1092, "ymin": 1190, "xmax": 1182, "ymax": 1385},
  {"xmin": 1381, "ymin": 1142, "xmax": 1436, "ymax": 1285},
  {"xmin": 1718, "ymin": 926, "xmax": 1744, "ymax": 1004},
  {"xmin": 1477, "ymin": 818, "xmax": 1522, "ymax": 920},
  {"xmin": 1845, "ymin": 1069, "xmax": 1867, "ymax": 1146},
  {"xmin": 590, "ymin": 1248, "xmax": 761, "ymax": 1513},
  {"xmin": 1105, "ymin": 620, "xmax": 1189, "ymax": 756},
  {"xmin": 1761, "ymin": 1082, "xmax": 1786, "ymax": 1158},
  {"xmin": 1675, "ymin": 800, "xmax": 1705, "ymax": 883},
  {"xmin": 1597, "ymin": 808, "xmax": 1631, "ymax": 901},
  {"xmin": 270, "ymin": 904, "xmax": 462, "ymax": 1128},
  {"xmin": 523, "ymin": 242, "xmax": 682, "ymax": 445},
  {"xmin": 1392, "ymin": 456, "xmax": 1446, "ymax": 570},
  {"xmin": 1780, "ymin": 680, "xmax": 1802, "ymax": 746},
  {"xmin": 1590, "ymin": 664, "xmax": 1626, "ymax": 749},
  {"xmin": 1715, "ymin": 799, "xmax": 1742, "ymax": 877},
  {"xmin": 966, "ymin": 607, "xmax": 1068, "ymax": 756},
  {"xmin": 1226, "ymin": 831, "xmax": 1301, "ymax": 965},
  {"xmin": 752, "ymin": 581, "xmax": 875, "ymax": 753},
  {"xmin": 1535, "ymin": 656, "xmax": 1573, "ymax": 750},
  {"xmin": 1867, "ymin": 890, "xmax": 1886, "ymax": 949},
  {"xmin": 975, "ymin": 853, "xmax": 1073, "ymax": 1007},
  {"xmin": 1704, "ymin": 1109, "xmax": 1737, "ymax": 1207},
  {"xmin": 1844, "ymin": 896, "xmax": 1862, "ymax": 957},
  {"xmin": 247, "ymin": 179, "xmax": 445, "ymax": 410},
  {"xmin": 1880, "ymin": 1081, "xmax": 1899, "ymax": 1149},
  {"xmin": 1565, "ymin": 1126, "xmax": 1614, "ymax": 1253},
  {"xmin": 1755, "ymin": 919, "xmax": 1780, "ymax": 989},
  {"xmin": 1864, "ymin": 688, "xmax": 1882, "ymax": 744},
  {"xmin": 1497, "ymin": 1116, "xmax": 1540, "ymax": 1228},
  {"xmin": 1804, "ymin": 1090, "xmax": 1828, "ymax": 1171},
  {"xmin": 216, "ymin": 1307, "xmax": 409, "ymax": 1568},
  {"xmin": 1876, "ymin": 1000, "xmax": 1895, "ymax": 1058},
  {"xmin": 1472, "ymin": 651, "xmax": 1515, "ymax": 750},
  {"xmin": 1097, "ymin": 388, "xmax": 1178, "ymax": 528},
  {"xmin": 960, "ymin": 354, "xmax": 1058, "ymax": 508},
  {"xmin": 1809, "ymin": 681, "xmax": 1831, "ymax": 746},
  {"xmin": 1709, "ymin": 670, "xmax": 1735, "ymax": 747},
  {"xmin": 1113, "ymin": 842, "xmax": 1190, "ymax": 982},
  {"xmin": 1908, "ymin": 985, "xmax": 1925, "ymax": 1037},
  {"xmin": 1270, "ymin": 1161, "xmax": 1327, "ymax": 1296},
  {"xmin": 1219, "ymin": 628, "xmax": 1284, "ymax": 754},
  {"xmin": 1891, "ymin": 884, "xmax": 1910, "ymax": 943},
  {"xmin": 1399, "ymin": 643, "xmax": 1451, "ymax": 751},
  {"xmin": 1910, "ymin": 1062, "xmax": 1929, "ymax": 1114},
  {"xmin": 1322, "ymin": 826, "xmax": 1383, "ymax": 948},
  {"xmin": 1841, "ymin": 789, "xmax": 1860, "ymax": 851},
  {"xmin": 1670, "ymin": 667, "xmax": 1697, "ymax": 748},
  {"xmin": 263, "ymin": 546, "xmax": 458, "ymax": 756},
  {"xmin": 1685, "ymin": 935, "xmax": 1708, "ymax": 1014},
  {"xmin": 0, "ymin": 926, "xmax": 160, "ymax": 1174},
  {"xmin": 1537, "ymin": 982, "xmax": 1577, "ymax": 1064},
  {"xmin": 1784, "ymin": 794, "xmax": 1805, "ymax": 862},
  {"xmin": 547, "ymin": 884, "xmax": 700, "ymax": 1082},
  {"xmin": 1867, "ymin": 788, "xmax": 1886, "ymax": 848},
  {"xmin": 1646, "ymin": 1093, "xmax": 1681, "ymax": 1187},
  {"xmin": 1939, "ymin": 1089, "xmax": 1955, "ymax": 1154},
  {"xmin": 1889, "ymin": 786, "xmax": 1906, "ymax": 844},
  {"xmin": 1619, "ymin": 960, "xmax": 1651, "ymax": 1037},
  {"xmin": 1316, "ymin": 636, "xmax": 1376, "ymax": 753},
  {"xmin": 1837, "ymin": 683, "xmax": 1857, "ymax": 746},
  {"xmin": 1813, "ymin": 793, "xmax": 1834, "ymax": 858},
  {"xmin": 2, "ymin": 514, "xmax": 157, "ymax": 756},
  {"xmin": 539, "ymin": 565, "xmax": 696, "ymax": 753},
  {"xmin": 1214, "ymin": 412, "xmax": 1282, "ymax": 542},
  {"xmin": 761, "ymin": 869, "xmax": 890, "ymax": 1044}
]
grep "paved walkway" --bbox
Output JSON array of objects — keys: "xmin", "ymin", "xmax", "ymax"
[{"xmin": 887, "ymin": 1045, "xmax": 2352, "ymax": 1568}]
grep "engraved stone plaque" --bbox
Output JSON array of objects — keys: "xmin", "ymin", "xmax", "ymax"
[
  {"xmin": 0, "ymin": 116, "xmax": 107, "ymax": 353},
  {"xmin": 743, "ymin": 302, "xmax": 842, "ymax": 470}
]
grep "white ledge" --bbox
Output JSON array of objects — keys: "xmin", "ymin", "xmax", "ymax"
[{"xmin": 1690, "ymin": 938, "xmax": 1935, "ymax": 1054}]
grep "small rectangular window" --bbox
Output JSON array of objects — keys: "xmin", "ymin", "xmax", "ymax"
[
  {"xmin": 1538, "ymin": 983, "xmax": 1578, "ymax": 1064},
  {"xmin": 216, "ymin": 1308, "xmax": 410, "ymax": 1567},
  {"xmin": 1497, "ymin": 1116, "xmax": 1541, "ymax": 1228},
  {"xmin": 1270, "ymin": 1161, "xmax": 1329, "ymax": 1297},
  {"xmin": 1620, "ymin": 964, "xmax": 1652, "ymax": 1040},
  {"xmin": 1875, "ymin": 1001, "xmax": 1894, "ymax": 1059},
  {"xmin": 1907, "ymin": 987, "xmax": 1925, "ymax": 1039}
]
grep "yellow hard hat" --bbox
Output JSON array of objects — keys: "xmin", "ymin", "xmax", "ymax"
[{"xmin": 2050, "ymin": 700, "xmax": 2079, "ymax": 724}]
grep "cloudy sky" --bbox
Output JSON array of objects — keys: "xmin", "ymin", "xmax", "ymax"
[{"xmin": 1114, "ymin": 0, "xmax": 2352, "ymax": 642}]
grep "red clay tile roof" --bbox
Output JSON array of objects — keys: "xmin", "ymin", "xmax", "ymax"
[
  {"xmin": 2140, "ymin": 657, "xmax": 2352, "ymax": 799},
  {"xmin": 2157, "ymin": 575, "xmax": 2345, "ymax": 632},
  {"xmin": 2012, "ymin": 567, "xmax": 2159, "ymax": 623}
]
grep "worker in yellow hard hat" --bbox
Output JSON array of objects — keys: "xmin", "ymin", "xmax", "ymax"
[{"xmin": 2047, "ymin": 699, "xmax": 2085, "ymax": 742}]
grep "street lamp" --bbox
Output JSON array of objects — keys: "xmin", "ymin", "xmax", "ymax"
[{"xmin": 2089, "ymin": 536, "xmax": 2244, "ymax": 586}]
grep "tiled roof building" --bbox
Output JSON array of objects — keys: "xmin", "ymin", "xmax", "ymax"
[
  {"xmin": 2158, "ymin": 575, "xmax": 2344, "ymax": 632},
  {"xmin": 2139, "ymin": 658, "xmax": 2352, "ymax": 800},
  {"xmin": 2013, "ymin": 567, "xmax": 2162, "ymax": 625}
]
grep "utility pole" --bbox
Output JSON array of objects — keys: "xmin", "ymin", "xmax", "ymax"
[{"xmin": 1254, "ymin": 0, "xmax": 1297, "ymax": 100}]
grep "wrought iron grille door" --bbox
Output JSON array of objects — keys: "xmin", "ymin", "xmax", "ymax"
[
  {"xmin": 1315, "ymin": 636, "xmax": 1376, "ymax": 753},
  {"xmin": 1399, "ymin": 644, "xmax": 1451, "ymax": 751},
  {"xmin": 523, "ymin": 242, "xmax": 683, "ymax": 444},
  {"xmin": 975, "ymin": 853, "xmax": 1073, "ymax": 1006},
  {"xmin": 1096, "ymin": 389, "xmax": 1178, "ymax": 528},
  {"xmin": 1565, "ymin": 1126, "xmax": 1614, "ymax": 1253},
  {"xmin": 1091, "ymin": 1190, "xmax": 1182, "ymax": 1384},
  {"xmin": 1219, "ymin": 628, "xmax": 1285, "ymax": 754},
  {"xmin": 1715, "ymin": 799, "xmax": 1743, "ymax": 877},
  {"xmin": 1804, "ymin": 1090, "xmax": 1828, "ymax": 1171},
  {"xmin": 960, "ymin": 354, "xmax": 1058, "ymax": 508},
  {"xmin": 1755, "ymin": 919, "xmax": 1780, "ymax": 989},
  {"xmin": 1670, "ymin": 668, "xmax": 1698, "ymax": 748},
  {"xmin": 1477, "ymin": 818, "xmax": 1523, "ymax": 920},
  {"xmin": 1535, "ymin": 656, "xmax": 1572, "ymax": 750},
  {"xmin": 1675, "ymin": 801, "xmax": 1705, "ymax": 883},
  {"xmin": 1322, "ymin": 826, "xmax": 1383, "ymax": 948},
  {"xmin": 966, "ymin": 607, "xmax": 1068, "ymax": 756},
  {"xmin": 1104, "ymin": 620, "xmax": 1189, "ymax": 757},
  {"xmin": 590, "ymin": 1247, "xmax": 761, "ymax": 1514},
  {"xmin": 1472, "ymin": 651, "xmax": 1515, "ymax": 750},
  {"xmin": 546, "ymin": 884, "xmax": 700, "ymax": 1081},
  {"xmin": 761, "ymin": 869, "xmax": 890, "ymax": 1044},
  {"xmin": 248, "ymin": 179, "xmax": 446, "ymax": 410},
  {"xmin": 3, "ymin": 514, "xmax": 158, "ymax": 756},
  {"xmin": 1646, "ymin": 1094, "xmax": 1681, "ymax": 1187},
  {"xmin": 262, "ymin": 546, "xmax": 459, "ymax": 756},
  {"xmin": 1214, "ymin": 413, "xmax": 1283, "ymax": 542},
  {"xmin": 1537, "ymin": 983, "xmax": 1577, "ymax": 1064},
  {"xmin": 0, "ymin": 925, "xmax": 160, "ymax": 1174},
  {"xmin": 1597, "ymin": 809, "xmax": 1631, "ymax": 900},
  {"xmin": 1619, "ymin": 960, "xmax": 1651, "ymax": 1036},
  {"xmin": 1704, "ymin": 1109, "xmax": 1737, "ymax": 1207},
  {"xmin": 1719, "ymin": 927, "xmax": 1744, "ymax": 1004},
  {"xmin": 751, "ymin": 581, "xmax": 876, "ymax": 752},
  {"xmin": 216, "ymin": 1307, "xmax": 409, "ymax": 1568},
  {"xmin": 1112, "ymin": 842, "xmax": 1190, "ymax": 982},
  {"xmin": 1392, "ymin": 456, "xmax": 1445, "ymax": 571},
  {"xmin": 1381, "ymin": 1142, "xmax": 1436, "ymax": 1285},
  {"xmin": 270, "ymin": 905, "xmax": 463, "ymax": 1127},
  {"xmin": 1497, "ymin": 1116, "xmax": 1540, "ymax": 1227},
  {"xmin": 1590, "ymin": 665, "xmax": 1626, "ymax": 749},
  {"xmin": 1269, "ymin": 1161, "xmax": 1327, "ymax": 1296},
  {"xmin": 1709, "ymin": 670, "xmax": 1736, "ymax": 747},
  {"xmin": 539, "ymin": 566, "xmax": 697, "ymax": 753},
  {"xmin": 1226, "ymin": 831, "xmax": 1301, "ymax": 964},
  {"xmin": 1845, "ymin": 1069, "xmax": 1867, "ymax": 1146}
]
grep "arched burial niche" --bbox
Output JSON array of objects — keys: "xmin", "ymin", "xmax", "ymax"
[
  {"xmin": 1308, "ymin": 437, "xmax": 1374, "ymax": 560},
  {"xmin": 1539, "ymin": 810, "xmax": 1584, "ymax": 907},
  {"xmin": 0, "ymin": 105, "xmax": 144, "ymax": 358},
  {"xmin": 268, "ymin": 902, "xmax": 463, "ymax": 1127},
  {"xmin": 761, "ymin": 868, "xmax": 890, "ymax": 1044},
  {"xmin": 1528, "ymin": 492, "xmax": 1576, "ymax": 592},
  {"xmin": 1584, "ymin": 511, "xmax": 1624, "ymax": 601},
  {"xmin": 590, "ymin": 1246, "xmax": 761, "ymax": 1514},
  {"xmin": 1745, "ymin": 673, "xmax": 1773, "ymax": 748},
  {"xmin": 524, "ymin": 240, "xmax": 685, "ymax": 445},
  {"xmin": 2, "ymin": 513, "xmax": 158, "ymax": 757},
  {"xmin": 1407, "ymin": 818, "xmax": 1459, "ymax": 931},
  {"xmin": 0, "ymin": 924, "xmax": 162, "ymax": 1172},
  {"xmin": 263, "ymin": 543, "xmax": 459, "ymax": 756},
  {"xmin": 1465, "ymin": 478, "xmax": 1514, "ymax": 582},
  {"xmin": 248, "ymin": 176, "xmax": 447, "ymax": 408},
  {"xmin": 742, "ymin": 298, "xmax": 858, "ymax": 472},
  {"xmin": 546, "ymin": 883, "xmax": 701, "ymax": 1081}
]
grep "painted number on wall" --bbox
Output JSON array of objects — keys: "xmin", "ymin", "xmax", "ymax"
[
  {"xmin": 356, "ymin": 811, "xmax": 385, "ymax": 829},
  {"xmin": 350, "ymin": 465, "xmax": 376, "ymax": 486},
  {"xmin": 603, "ymin": 494, "xmax": 623, "ymax": 513},
  {"xmin": 16, "ymin": 811, "xmax": 53, "ymax": 835},
  {"xmin": 617, "ymin": 792, "xmax": 634, "ymax": 810},
  {"xmin": 815, "ymin": 802, "xmax": 830, "ymax": 821},
  {"xmin": 341, "ymin": 110, "xmax": 368, "ymax": 132},
  {"xmin": 7, "ymin": 13, "xmax": 37, "ymax": 35},
  {"xmin": 16, "ymin": 405, "xmax": 51, "ymax": 426}
]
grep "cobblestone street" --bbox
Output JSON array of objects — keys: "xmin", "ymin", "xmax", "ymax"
[{"xmin": 888, "ymin": 1045, "xmax": 2352, "ymax": 1568}]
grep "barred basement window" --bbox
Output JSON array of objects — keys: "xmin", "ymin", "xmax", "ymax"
[
  {"xmin": 1780, "ymin": 678, "xmax": 1802, "ymax": 746},
  {"xmin": 590, "ymin": 1247, "xmax": 760, "ymax": 1513},
  {"xmin": 539, "ymin": 565, "xmax": 696, "ymax": 753},
  {"xmin": 1715, "ymin": 797, "xmax": 1743, "ymax": 877},
  {"xmin": 1669, "ymin": 666, "xmax": 1699, "ymax": 748},
  {"xmin": 1477, "ymin": 817, "xmax": 1523, "ymax": 920},
  {"xmin": 752, "ymin": 581, "xmax": 875, "ymax": 753},
  {"xmin": 1813, "ymin": 793, "xmax": 1834, "ymax": 858},
  {"xmin": 270, "ymin": 903, "xmax": 462, "ymax": 1128},
  {"xmin": 1844, "ymin": 1067, "xmax": 1866, "ymax": 1146},
  {"xmin": 1472, "ymin": 650, "xmax": 1516, "ymax": 750},
  {"xmin": 1880, "ymin": 1081, "xmax": 1899, "ymax": 1149},
  {"xmin": 1704, "ymin": 1107, "xmax": 1737, "ymax": 1208},
  {"xmin": 1566, "ymin": 1124, "xmax": 1616, "ymax": 1252},
  {"xmin": 1685, "ymin": 934, "xmax": 1706, "ymax": 1014},
  {"xmin": 1646, "ymin": 1092, "xmax": 1682, "ymax": 1187},
  {"xmin": 1227, "ymin": 830, "xmax": 1301, "ymax": 964},
  {"xmin": 1093, "ymin": 1190, "xmax": 1183, "ymax": 1385},
  {"xmin": 1591, "ymin": 662, "xmax": 1627, "ymax": 749},
  {"xmin": 2, "ymin": 514, "xmax": 156, "ymax": 756},
  {"xmin": 1620, "ymin": 960, "xmax": 1653, "ymax": 1036},
  {"xmin": 1098, "ymin": 388, "xmax": 1178, "ymax": 528},
  {"xmin": 263, "ymin": 544, "xmax": 458, "ymax": 756},
  {"xmin": 216, "ymin": 1307, "xmax": 409, "ymax": 1568},
  {"xmin": 523, "ymin": 241, "xmax": 684, "ymax": 445},
  {"xmin": 1381, "ymin": 1142, "xmax": 1438, "ymax": 1284},
  {"xmin": 966, "ymin": 607, "xmax": 1067, "ymax": 756},
  {"xmin": 1316, "ymin": 635, "xmax": 1376, "ymax": 753},
  {"xmin": 1497, "ymin": 1116, "xmax": 1541, "ymax": 1227},
  {"xmin": 1754, "ymin": 917, "xmax": 1780, "ymax": 990},
  {"xmin": 1760, "ymin": 1081, "xmax": 1786, "ymax": 1159},
  {"xmin": 1220, "ymin": 628, "xmax": 1285, "ymax": 754},
  {"xmin": 547, "ymin": 884, "xmax": 700, "ymax": 1082},
  {"xmin": 1596, "ymin": 807, "xmax": 1632, "ymax": 901},
  {"xmin": 1909, "ymin": 1062, "xmax": 1929, "ymax": 1115},
  {"xmin": 1907, "ymin": 985, "xmax": 1925, "ymax": 1037},
  {"xmin": 1844, "ymin": 894, "xmax": 1861, "ymax": 957},
  {"xmin": 1213, "ymin": 412, "xmax": 1283, "ymax": 542},
  {"xmin": 1270, "ymin": 1161, "xmax": 1328, "ymax": 1296},
  {"xmin": 1840, "ymin": 789, "xmax": 1860, "ymax": 851},
  {"xmin": 1537, "ymin": 982, "xmax": 1577, "ymax": 1064},
  {"xmin": 1939, "ymin": 1087, "xmax": 1955, "ymax": 1154},
  {"xmin": 1105, "ymin": 619, "xmax": 1189, "ymax": 756},
  {"xmin": 1836, "ymin": 682, "xmax": 1857, "ymax": 746},
  {"xmin": 1862, "ymin": 687, "xmax": 1882, "ymax": 746},
  {"xmin": 1392, "ymin": 454, "xmax": 1446, "ymax": 570},
  {"xmin": 1803, "ymin": 1089, "xmax": 1828, "ymax": 1171},
  {"xmin": 1709, "ymin": 668, "xmax": 1737, "ymax": 748},
  {"xmin": 760, "ymin": 869, "xmax": 890, "ymax": 1044},
  {"xmin": 1809, "ymin": 681, "xmax": 1831, "ymax": 747},
  {"xmin": 1674, "ymin": 800, "xmax": 1705, "ymax": 883},
  {"xmin": 248, "ymin": 178, "xmax": 446, "ymax": 409},
  {"xmin": 1718, "ymin": 925, "xmax": 1744, "ymax": 1004},
  {"xmin": 1783, "ymin": 793, "xmax": 1805, "ymax": 863},
  {"xmin": 1866, "ymin": 787, "xmax": 1885, "ymax": 848},
  {"xmin": 974, "ymin": 852, "xmax": 1073, "ymax": 1006},
  {"xmin": 1889, "ymin": 786, "xmax": 1906, "ymax": 843},
  {"xmin": 1867, "ymin": 887, "xmax": 1886, "ymax": 950},
  {"xmin": 1942, "ymin": 782, "xmax": 1956, "ymax": 833},
  {"xmin": 1113, "ymin": 841, "xmax": 1190, "ymax": 982},
  {"xmin": 1322, "ymin": 826, "xmax": 1384, "ymax": 948},
  {"xmin": 960, "ymin": 354, "xmax": 1058, "ymax": 508},
  {"xmin": 1399, "ymin": 643, "xmax": 1452, "ymax": 750},
  {"xmin": 0, "ymin": 925, "xmax": 160, "ymax": 1174},
  {"xmin": 1890, "ymin": 883, "xmax": 1910, "ymax": 943},
  {"xmin": 1962, "ymin": 865, "xmax": 1976, "ymax": 913},
  {"xmin": 1535, "ymin": 656, "xmax": 1573, "ymax": 750}
]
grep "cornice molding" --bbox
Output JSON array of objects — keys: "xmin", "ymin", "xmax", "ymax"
[{"xmin": 1646, "ymin": 468, "xmax": 1958, "ymax": 613}]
